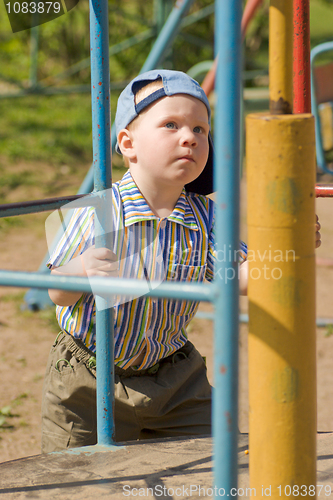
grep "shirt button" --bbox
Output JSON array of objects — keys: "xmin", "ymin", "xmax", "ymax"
[
  {"xmin": 160, "ymin": 219, "xmax": 166, "ymax": 229},
  {"xmin": 146, "ymin": 329, "xmax": 152, "ymax": 337},
  {"xmin": 156, "ymin": 254, "xmax": 163, "ymax": 263}
]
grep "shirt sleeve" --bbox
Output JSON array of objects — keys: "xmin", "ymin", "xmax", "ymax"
[
  {"xmin": 205, "ymin": 203, "xmax": 248, "ymax": 282},
  {"xmin": 46, "ymin": 206, "xmax": 95, "ymax": 269}
]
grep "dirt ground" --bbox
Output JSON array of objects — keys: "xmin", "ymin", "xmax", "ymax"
[{"xmin": 1, "ymin": 164, "xmax": 333, "ymax": 464}]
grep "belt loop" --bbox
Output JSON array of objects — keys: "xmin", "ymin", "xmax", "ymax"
[
  {"xmin": 172, "ymin": 351, "xmax": 187, "ymax": 364},
  {"xmin": 55, "ymin": 359, "xmax": 74, "ymax": 372},
  {"xmin": 88, "ymin": 356, "xmax": 96, "ymax": 369},
  {"xmin": 53, "ymin": 331, "xmax": 63, "ymax": 347},
  {"xmin": 147, "ymin": 363, "xmax": 160, "ymax": 375}
]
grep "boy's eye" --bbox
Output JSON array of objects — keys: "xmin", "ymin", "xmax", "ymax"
[
  {"xmin": 193, "ymin": 126, "xmax": 203, "ymax": 133},
  {"xmin": 165, "ymin": 122, "xmax": 176, "ymax": 129}
]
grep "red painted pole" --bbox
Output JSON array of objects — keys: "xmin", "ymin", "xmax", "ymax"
[
  {"xmin": 241, "ymin": 0, "xmax": 264, "ymax": 40},
  {"xmin": 315, "ymin": 184, "xmax": 333, "ymax": 197},
  {"xmin": 201, "ymin": 0, "xmax": 264, "ymax": 97},
  {"xmin": 293, "ymin": 0, "xmax": 311, "ymax": 113}
]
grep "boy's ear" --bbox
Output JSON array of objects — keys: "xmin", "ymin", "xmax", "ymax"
[{"xmin": 117, "ymin": 129, "xmax": 136, "ymax": 161}]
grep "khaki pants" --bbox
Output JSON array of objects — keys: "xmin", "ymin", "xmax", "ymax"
[{"xmin": 41, "ymin": 333, "xmax": 212, "ymax": 453}]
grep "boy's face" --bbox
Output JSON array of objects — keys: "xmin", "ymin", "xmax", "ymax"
[{"xmin": 126, "ymin": 94, "xmax": 210, "ymax": 191}]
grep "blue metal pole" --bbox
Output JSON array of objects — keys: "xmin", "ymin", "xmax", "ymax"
[
  {"xmin": 97, "ymin": 0, "xmax": 196, "ymax": 173},
  {"xmin": 213, "ymin": 0, "xmax": 242, "ymax": 494},
  {"xmin": 89, "ymin": 0, "xmax": 114, "ymax": 446},
  {"xmin": 0, "ymin": 270, "xmax": 216, "ymax": 302},
  {"xmin": 24, "ymin": 0, "xmax": 198, "ymax": 311},
  {"xmin": 141, "ymin": 0, "xmax": 195, "ymax": 72},
  {"xmin": 112, "ymin": 0, "xmax": 196, "ymax": 149}
]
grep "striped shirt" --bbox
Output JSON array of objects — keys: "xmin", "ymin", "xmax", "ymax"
[{"xmin": 47, "ymin": 171, "xmax": 247, "ymax": 369}]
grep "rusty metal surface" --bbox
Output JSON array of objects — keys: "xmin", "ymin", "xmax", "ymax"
[{"xmin": 269, "ymin": 96, "xmax": 293, "ymax": 114}]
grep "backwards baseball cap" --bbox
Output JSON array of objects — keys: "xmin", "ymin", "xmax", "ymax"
[{"xmin": 115, "ymin": 69, "xmax": 214, "ymax": 195}]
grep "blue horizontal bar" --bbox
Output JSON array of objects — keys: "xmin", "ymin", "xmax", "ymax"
[
  {"xmin": 0, "ymin": 270, "xmax": 217, "ymax": 303},
  {"xmin": 0, "ymin": 195, "xmax": 84, "ymax": 218},
  {"xmin": 0, "ymin": 192, "xmax": 104, "ymax": 218},
  {"xmin": 239, "ymin": 312, "xmax": 333, "ymax": 328},
  {"xmin": 195, "ymin": 310, "xmax": 215, "ymax": 320}
]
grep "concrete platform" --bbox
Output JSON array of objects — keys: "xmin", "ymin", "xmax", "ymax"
[{"xmin": 0, "ymin": 433, "xmax": 332, "ymax": 499}]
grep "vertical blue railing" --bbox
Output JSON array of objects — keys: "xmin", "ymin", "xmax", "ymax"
[
  {"xmin": 23, "ymin": 0, "xmax": 244, "ymax": 486},
  {"xmin": 24, "ymin": 0, "xmax": 198, "ymax": 311},
  {"xmin": 213, "ymin": 0, "xmax": 242, "ymax": 494},
  {"xmin": 109, "ymin": 0, "xmax": 196, "ymax": 155},
  {"xmin": 89, "ymin": 0, "xmax": 115, "ymax": 446},
  {"xmin": 88, "ymin": 0, "xmax": 243, "ymax": 485}
]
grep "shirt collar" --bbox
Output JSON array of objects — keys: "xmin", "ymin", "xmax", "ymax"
[{"xmin": 118, "ymin": 171, "xmax": 199, "ymax": 230}]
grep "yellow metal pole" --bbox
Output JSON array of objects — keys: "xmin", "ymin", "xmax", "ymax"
[
  {"xmin": 246, "ymin": 113, "xmax": 317, "ymax": 498},
  {"xmin": 269, "ymin": 0, "xmax": 294, "ymax": 113}
]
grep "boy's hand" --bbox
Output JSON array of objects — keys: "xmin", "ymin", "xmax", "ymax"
[
  {"xmin": 81, "ymin": 246, "xmax": 118, "ymax": 278},
  {"xmin": 316, "ymin": 214, "xmax": 321, "ymax": 249}
]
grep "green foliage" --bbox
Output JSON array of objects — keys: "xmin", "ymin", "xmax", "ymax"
[
  {"xmin": 0, "ymin": 93, "xmax": 93, "ymax": 176},
  {"xmin": 0, "ymin": 0, "xmax": 215, "ymax": 175},
  {"xmin": 311, "ymin": 0, "xmax": 333, "ymax": 46},
  {"xmin": 244, "ymin": 1, "xmax": 269, "ymax": 71},
  {"xmin": 0, "ymin": 217, "xmax": 23, "ymax": 233},
  {"xmin": 0, "ymin": 0, "xmax": 332, "ymax": 174},
  {"xmin": 0, "ymin": 394, "xmax": 28, "ymax": 431},
  {"xmin": 324, "ymin": 324, "xmax": 333, "ymax": 337},
  {"xmin": 35, "ymin": 306, "xmax": 62, "ymax": 333},
  {"xmin": 0, "ymin": 0, "xmax": 214, "ymax": 86}
]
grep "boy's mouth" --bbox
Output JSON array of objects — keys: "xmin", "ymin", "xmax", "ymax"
[{"xmin": 178, "ymin": 155, "xmax": 194, "ymax": 162}]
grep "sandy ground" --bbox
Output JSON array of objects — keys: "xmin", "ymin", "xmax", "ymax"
[{"xmin": 0, "ymin": 169, "xmax": 333, "ymax": 463}]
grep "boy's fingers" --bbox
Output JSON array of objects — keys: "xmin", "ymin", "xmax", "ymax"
[
  {"xmin": 97, "ymin": 261, "xmax": 119, "ymax": 272},
  {"xmin": 315, "ymin": 214, "xmax": 321, "ymax": 248},
  {"xmin": 93, "ymin": 247, "xmax": 118, "ymax": 262},
  {"xmin": 87, "ymin": 268, "xmax": 119, "ymax": 278}
]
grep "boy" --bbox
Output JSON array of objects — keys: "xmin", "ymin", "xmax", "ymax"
[{"xmin": 41, "ymin": 69, "xmax": 247, "ymax": 453}]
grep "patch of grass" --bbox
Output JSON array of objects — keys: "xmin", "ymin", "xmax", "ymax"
[
  {"xmin": 0, "ymin": 93, "xmax": 94, "ymax": 168},
  {"xmin": 326, "ymin": 149, "xmax": 333, "ymax": 164},
  {"xmin": 0, "ymin": 217, "xmax": 23, "ymax": 234},
  {"xmin": 0, "ymin": 404, "xmax": 18, "ymax": 431},
  {"xmin": 0, "ymin": 394, "xmax": 28, "ymax": 432},
  {"xmin": 12, "ymin": 393, "xmax": 29, "ymax": 407},
  {"xmin": 1, "ymin": 291, "xmax": 26, "ymax": 303},
  {"xmin": 19, "ymin": 301, "xmax": 59, "ymax": 333},
  {"xmin": 33, "ymin": 374, "xmax": 43, "ymax": 383},
  {"xmin": 37, "ymin": 306, "xmax": 61, "ymax": 333},
  {"xmin": 16, "ymin": 357, "xmax": 27, "ymax": 368},
  {"xmin": 310, "ymin": 0, "xmax": 333, "ymax": 46},
  {"xmin": 324, "ymin": 324, "xmax": 333, "ymax": 337}
]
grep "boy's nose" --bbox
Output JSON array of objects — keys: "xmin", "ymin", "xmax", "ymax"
[{"xmin": 180, "ymin": 128, "xmax": 197, "ymax": 147}]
